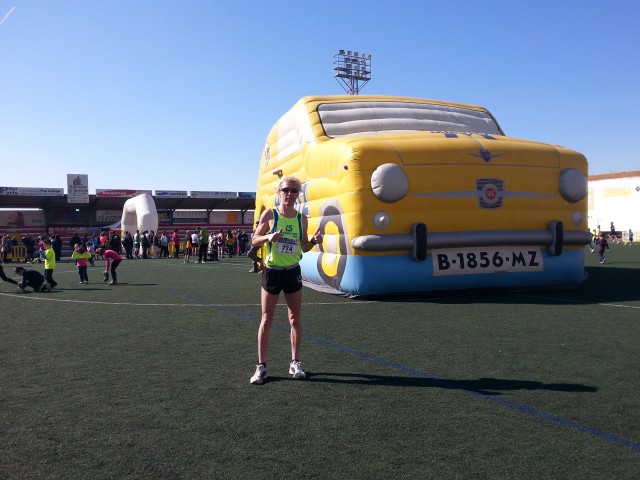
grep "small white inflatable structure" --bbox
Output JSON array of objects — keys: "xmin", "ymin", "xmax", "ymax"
[{"xmin": 120, "ymin": 193, "xmax": 159, "ymax": 238}]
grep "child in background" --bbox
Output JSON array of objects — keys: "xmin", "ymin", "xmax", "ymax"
[
  {"xmin": 33, "ymin": 243, "xmax": 46, "ymax": 263},
  {"xmin": 87, "ymin": 242, "xmax": 96, "ymax": 266},
  {"xmin": 598, "ymin": 233, "xmax": 609, "ymax": 264},
  {"xmin": 43, "ymin": 239, "xmax": 58, "ymax": 289},
  {"xmin": 71, "ymin": 244, "xmax": 92, "ymax": 284}
]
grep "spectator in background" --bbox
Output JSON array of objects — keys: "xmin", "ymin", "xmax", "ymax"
[
  {"xmin": 149, "ymin": 230, "xmax": 157, "ymax": 258},
  {"xmin": 122, "ymin": 231, "xmax": 134, "ymax": 259},
  {"xmin": 160, "ymin": 232, "xmax": 170, "ymax": 258},
  {"xmin": 111, "ymin": 233, "xmax": 122, "ymax": 255},
  {"xmin": 238, "ymin": 230, "xmax": 249, "ymax": 256},
  {"xmin": 598, "ymin": 233, "xmax": 609, "ymax": 264},
  {"xmin": 133, "ymin": 230, "xmax": 141, "ymax": 258},
  {"xmin": 217, "ymin": 229, "xmax": 225, "ymax": 258},
  {"xmin": 69, "ymin": 232, "xmax": 82, "ymax": 250},
  {"xmin": 21, "ymin": 235, "xmax": 36, "ymax": 263},
  {"xmin": 609, "ymin": 222, "xmax": 619, "ymax": 244},
  {"xmin": 225, "ymin": 230, "xmax": 236, "ymax": 258},
  {"xmin": 247, "ymin": 222, "xmax": 263, "ymax": 273},
  {"xmin": 33, "ymin": 240, "xmax": 46, "ymax": 263},
  {"xmin": 141, "ymin": 231, "xmax": 150, "ymax": 259},
  {"xmin": 86, "ymin": 241, "xmax": 96, "ymax": 266},
  {"xmin": 172, "ymin": 230, "xmax": 180, "ymax": 259},
  {"xmin": 197, "ymin": 227, "xmax": 208, "ymax": 264},
  {"xmin": 184, "ymin": 232, "xmax": 192, "ymax": 263},
  {"xmin": 91, "ymin": 233, "xmax": 101, "ymax": 256},
  {"xmin": 191, "ymin": 230, "xmax": 199, "ymax": 257},
  {"xmin": 153, "ymin": 231, "xmax": 161, "ymax": 258},
  {"xmin": 208, "ymin": 231, "xmax": 218, "ymax": 261},
  {"xmin": 1, "ymin": 235, "xmax": 11, "ymax": 263},
  {"xmin": 52, "ymin": 235, "xmax": 63, "ymax": 261}
]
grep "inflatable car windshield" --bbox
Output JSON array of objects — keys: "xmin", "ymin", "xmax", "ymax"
[{"xmin": 255, "ymin": 95, "xmax": 590, "ymax": 297}]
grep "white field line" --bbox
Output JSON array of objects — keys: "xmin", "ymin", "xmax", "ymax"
[
  {"xmin": 513, "ymin": 293, "xmax": 640, "ymax": 310},
  {"xmin": 0, "ymin": 292, "xmax": 376, "ymax": 307}
]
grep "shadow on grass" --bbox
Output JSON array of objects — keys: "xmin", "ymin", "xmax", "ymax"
[
  {"xmin": 358, "ymin": 265, "xmax": 640, "ymax": 305},
  {"xmin": 55, "ymin": 287, "xmax": 107, "ymax": 291},
  {"xmin": 306, "ymin": 372, "xmax": 598, "ymax": 395}
]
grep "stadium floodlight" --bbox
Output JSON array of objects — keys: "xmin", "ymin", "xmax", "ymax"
[{"xmin": 333, "ymin": 50, "xmax": 372, "ymax": 95}]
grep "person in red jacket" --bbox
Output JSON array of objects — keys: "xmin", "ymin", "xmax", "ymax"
[{"xmin": 95, "ymin": 248, "xmax": 123, "ymax": 285}]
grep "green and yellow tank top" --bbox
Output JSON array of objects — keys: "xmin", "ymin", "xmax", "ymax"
[{"xmin": 265, "ymin": 208, "xmax": 303, "ymax": 268}]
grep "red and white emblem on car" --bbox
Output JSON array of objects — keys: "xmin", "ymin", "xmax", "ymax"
[{"xmin": 477, "ymin": 179, "xmax": 504, "ymax": 208}]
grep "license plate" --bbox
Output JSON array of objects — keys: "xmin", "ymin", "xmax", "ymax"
[{"xmin": 432, "ymin": 247, "xmax": 544, "ymax": 276}]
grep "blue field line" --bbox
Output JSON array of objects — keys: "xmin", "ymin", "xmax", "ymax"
[
  {"xmin": 156, "ymin": 284, "xmax": 640, "ymax": 453},
  {"xmin": 305, "ymin": 335, "xmax": 640, "ymax": 453}
]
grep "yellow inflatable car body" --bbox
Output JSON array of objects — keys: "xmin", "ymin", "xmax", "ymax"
[{"xmin": 255, "ymin": 95, "xmax": 590, "ymax": 296}]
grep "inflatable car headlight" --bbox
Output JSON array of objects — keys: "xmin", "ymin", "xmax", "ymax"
[
  {"xmin": 559, "ymin": 168, "xmax": 587, "ymax": 203},
  {"xmin": 371, "ymin": 163, "xmax": 409, "ymax": 202}
]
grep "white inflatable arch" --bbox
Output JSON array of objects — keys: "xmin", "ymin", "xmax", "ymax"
[{"xmin": 120, "ymin": 193, "xmax": 159, "ymax": 238}]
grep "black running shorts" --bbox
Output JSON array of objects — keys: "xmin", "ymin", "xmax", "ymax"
[{"xmin": 262, "ymin": 265, "xmax": 302, "ymax": 295}]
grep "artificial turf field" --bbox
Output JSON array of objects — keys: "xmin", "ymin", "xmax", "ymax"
[{"xmin": 1, "ymin": 245, "xmax": 639, "ymax": 479}]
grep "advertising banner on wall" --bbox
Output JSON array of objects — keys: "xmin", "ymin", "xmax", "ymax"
[
  {"xmin": 210, "ymin": 211, "xmax": 240, "ymax": 224},
  {"xmin": 0, "ymin": 186, "xmax": 64, "ymax": 196},
  {"xmin": 172, "ymin": 210, "xmax": 208, "ymax": 224},
  {"xmin": 238, "ymin": 191, "xmax": 256, "ymax": 199},
  {"xmin": 0, "ymin": 210, "xmax": 46, "ymax": 227},
  {"xmin": 96, "ymin": 189, "xmax": 153, "ymax": 197},
  {"xmin": 155, "ymin": 190, "xmax": 188, "ymax": 198},
  {"xmin": 48, "ymin": 209, "xmax": 89, "ymax": 225},
  {"xmin": 96, "ymin": 210, "xmax": 122, "ymax": 222},
  {"xmin": 67, "ymin": 174, "xmax": 89, "ymax": 203},
  {"xmin": 157, "ymin": 210, "xmax": 172, "ymax": 224},
  {"xmin": 190, "ymin": 191, "xmax": 237, "ymax": 199}
]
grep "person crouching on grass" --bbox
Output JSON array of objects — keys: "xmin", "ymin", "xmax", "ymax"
[
  {"xmin": 249, "ymin": 175, "xmax": 323, "ymax": 385},
  {"xmin": 15, "ymin": 266, "xmax": 49, "ymax": 293},
  {"xmin": 95, "ymin": 247, "xmax": 122, "ymax": 285}
]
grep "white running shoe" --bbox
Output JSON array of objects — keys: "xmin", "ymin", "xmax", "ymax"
[
  {"xmin": 289, "ymin": 360, "xmax": 306, "ymax": 379},
  {"xmin": 250, "ymin": 364, "xmax": 267, "ymax": 385}
]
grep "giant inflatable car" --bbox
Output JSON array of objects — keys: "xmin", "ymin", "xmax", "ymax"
[{"xmin": 255, "ymin": 95, "xmax": 591, "ymax": 296}]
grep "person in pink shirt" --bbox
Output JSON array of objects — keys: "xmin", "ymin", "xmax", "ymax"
[
  {"xmin": 71, "ymin": 244, "xmax": 92, "ymax": 284},
  {"xmin": 95, "ymin": 248, "xmax": 123, "ymax": 285}
]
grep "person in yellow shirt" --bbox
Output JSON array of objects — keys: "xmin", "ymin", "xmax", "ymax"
[{"xmin": 43, "ymin": 239, "xmax": 58, "ymax": 290}]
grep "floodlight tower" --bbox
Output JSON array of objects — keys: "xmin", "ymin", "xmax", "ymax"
[{"xmin": 333, "ymin": 50, "xmax": 372, "ymax": 95}]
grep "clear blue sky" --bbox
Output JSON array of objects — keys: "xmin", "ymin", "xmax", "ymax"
[{"xmin": 1, "ymin": 1, "xmax": 638, "ymax": 194}]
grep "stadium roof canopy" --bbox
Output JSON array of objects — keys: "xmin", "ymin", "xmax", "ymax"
[{"xmin": 0, "ymin": 194, "xmax": 256, "ymax": 212}]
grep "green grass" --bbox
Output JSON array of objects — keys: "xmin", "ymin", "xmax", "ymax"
[{"xmin": 1, "ymin": 245, "xmax": 639, "ymax": 479}]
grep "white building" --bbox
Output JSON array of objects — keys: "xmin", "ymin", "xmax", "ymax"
[{"xmin": 588, "ymin": 170, "xmax": 640, "ymax": 236}]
